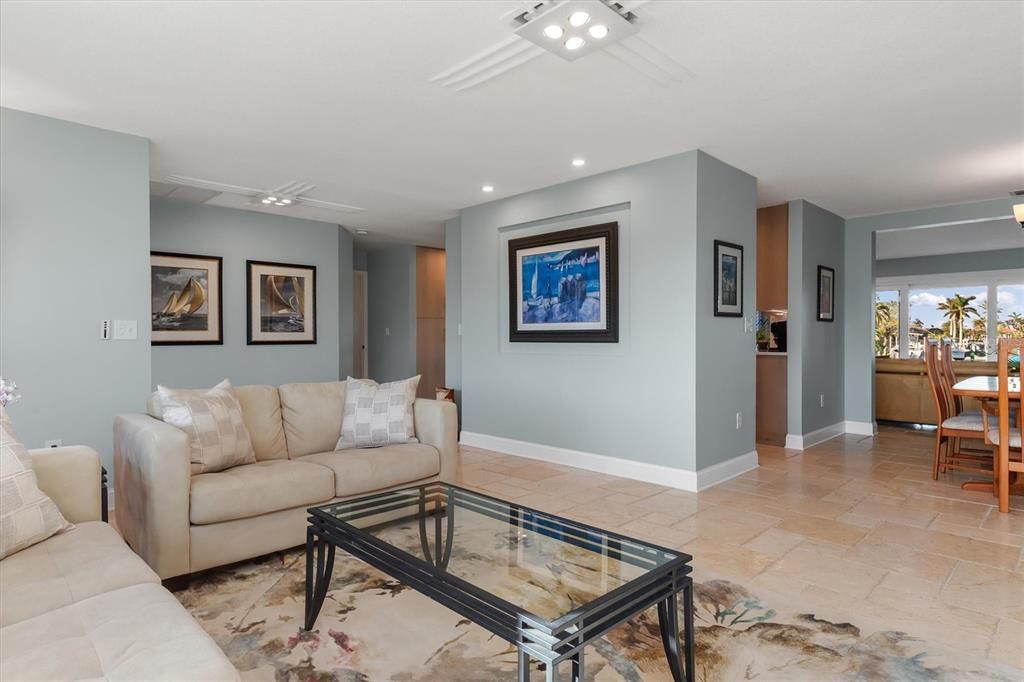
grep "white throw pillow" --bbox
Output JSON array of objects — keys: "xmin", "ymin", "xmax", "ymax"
[
  {"xmin": 0, "ymin": 407, "xmax": 72, "ymax": 559},
  {"xmin": 157, "ymin": 379, "xmax": 256, "ymax": 474},
  {"xmin": 336, "ymin": 376, "xmax": 420, "ymax": 450}
]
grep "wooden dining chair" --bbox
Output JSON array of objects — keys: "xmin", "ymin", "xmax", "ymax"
[
  {"xmin": 924, "ymin": 340, "xmax": 989, "ymax": 479},
  {"xmin": 982, "ymin": 338, "xmax": 1023, "ymax": 513}
]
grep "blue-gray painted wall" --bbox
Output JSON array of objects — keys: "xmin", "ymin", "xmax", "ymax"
[
  {"xmin": 694, "ymin": 152, "xmax": 758, "ymax": 469},
  {"xmin": 875, "ymin": 248, "xmax": 1023, "ymax": 278},
  {"xmin": 367, "ymin": 245, "xmax": 417, "ymax": 382},
  {"xmin": 150, "ymin": 198, "xmax": 347, "ymax": 388},
  {"xmin": 456, "ymin": 150, "xmax": 757, "ymax": 472},
  {"xmin": 787, "ymin": 200, "xmax": 845, "ymax": 437},
  {"xmin": 0, "ymin": 108, "xmax": 151, "ymax": 470},
  {"xmin": 444, "ymin": 217, "xmax": 462, "ymax": 403}
]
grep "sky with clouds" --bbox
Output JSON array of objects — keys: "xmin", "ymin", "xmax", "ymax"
[{"xmin": 879, "ymin": 284, "xmax": 1024, "ymax": 328}]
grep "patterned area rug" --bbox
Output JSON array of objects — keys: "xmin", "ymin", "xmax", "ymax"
[{"xmin": 174, "ymin": 534, "xmax": 1020, "ymax": 682}]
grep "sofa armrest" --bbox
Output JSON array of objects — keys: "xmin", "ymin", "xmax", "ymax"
[
  {"xmin": 114, "ymin": 414, "xmax": 192, "ymax": 579},
  {"xmin": 414, "ymin": 399, "xmax": 460, "ymax": 482},
  {"xmin": 29, "ymin": 445, "xmax": 103, "ymax": 523}
]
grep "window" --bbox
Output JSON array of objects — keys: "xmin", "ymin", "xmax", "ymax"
[
  {"xmin": 908, "ymin": 285, "xmax": 986, "ymax": 359},
  {"xmin": 874, "ymin": 290, "xmax": 899, "ymax": 358},
  {"xmin": 875, "ymin": 270, "xmax": 1022, "ymax": 361},
  {"xmin": 997, "ymin": 284, "xmax": 1024, "ymax": 339}
]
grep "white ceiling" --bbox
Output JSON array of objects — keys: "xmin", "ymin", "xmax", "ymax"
[
  {"xmin": 2, "ymin": 1, "xmax": 1022, "ymax": 249},
  {"xmin": 875, "ymin": 217, "xmax": 1024, "ymax": 260}
]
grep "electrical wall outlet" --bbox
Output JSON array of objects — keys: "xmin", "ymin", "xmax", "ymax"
[
  {"xmin": 113, "ymin": 319, "xmax": 137, "ymax": 340},
  {"xmin": 735, "ymin": 412, "xmax": 742, "ymax": 430},
  {"xmin": 44, "ymin": 439, "xmax": 62, "ymax": 448},
  {"xmin": 100, "ymin": 320, "xmax": 112, "ymax": 340},
  {"xmin": 819, "ymin": 394, "xmax": 825, "ymax": 408}
]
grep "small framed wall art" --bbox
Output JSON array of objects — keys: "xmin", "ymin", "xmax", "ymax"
[
  {"xmin": 508, "ymin": 222, "xmax": 619, "ymax": 343},
  {"xmin": 247, "ymin": 260, "xmax": 317, "ymax": 344},
  {"xmin": 817, "ymin": 265, "xmax": 835, "ymax": 322},
  {"xmin": 150, "ymin": 251, "xmax": 223, "ymax": 345},
  {"xmin": 713, "ymin": 240, "xmax": 744, "ymax": 317}
]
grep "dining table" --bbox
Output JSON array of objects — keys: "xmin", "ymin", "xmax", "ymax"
[{"xmin": 951, "ymin": 375, "xmax": 1021, "ymax": 494}]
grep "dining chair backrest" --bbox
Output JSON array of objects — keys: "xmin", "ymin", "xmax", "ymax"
[
  {"xmin": 924, "ymin": 340, "xmax": 953, "ymax": 425},
  {"xmin": 996, "ymin": 338, "xmax": 1023, "ymax": 438},
  {"xmin": 941, "ymin": 341, "xmax": 964, "ymax": 414}
]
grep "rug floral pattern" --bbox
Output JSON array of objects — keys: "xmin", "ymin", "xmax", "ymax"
[{"xmin": 174, "ymin": 523, "xmax": 1020, "ymax": 682}]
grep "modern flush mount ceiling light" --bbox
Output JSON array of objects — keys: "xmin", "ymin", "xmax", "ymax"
[
  {"xmin": 572, "ymin": 158, "xmax": 586, "ymax": 167},
  {"xmin": 543, "ymin": 24, "xmax": 563, "ymax": 39},
  {"xmin": 355, "ymin": 229, "xmax": 369, "ymax": 236},
  {"xmin": 568, "ymin": 11, "xmax": 590, "ymax": 27},
  {"xmin": 482, "ymin": 185, "xmax": 495, "ymax": 192},
  {"xmin": 514, "ymin": 0, "xmax": 638, "ymax": 62},
  {"xmin": 1012, "ymin": 190, "xmax": 1024, "ymax": 228},
  {"xmin": 260, "ymin": 194, "xmax": 294, "ymax": 207}
]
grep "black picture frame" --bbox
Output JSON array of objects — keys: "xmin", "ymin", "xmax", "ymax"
[
  {"xmin": 246, "ymin": 259, "xmax": 318, "ymax": 345},
  {"xmin": 713, "ymin": 240, "xmax": 744, "ymax": 317},
  {"xmin": 817, "ymin": 265, "xmax": 835, "ymax": 322},
  {"xmin": 150, "ymin": 251, "xmax": 223, "ymax": 346},
  {"xmin": 507, "ymin": 222, "xmax": 619, "ymax": 343}
]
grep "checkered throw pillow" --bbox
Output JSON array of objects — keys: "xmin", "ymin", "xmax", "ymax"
[
  {"xmin": 336, "ymin": 376, "xmax": 420, "ymax": 450},
  {"xmin": 157, "ymin": 379, "xmax": 256, "ymax": 474},
  {"xmin": 0, "ymin": 407, "xmax": 72, "ymax": 559}
]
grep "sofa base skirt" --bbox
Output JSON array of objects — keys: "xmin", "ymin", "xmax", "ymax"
[{"xmin": 188, "ymin": 475, "xmax": 440, "ymax": 574}]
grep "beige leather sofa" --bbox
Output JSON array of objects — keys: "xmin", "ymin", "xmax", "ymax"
[
  {"xmin": 0, "ymin": 446, "xmax": 237, "ymax": 681},
  {"xmin": 114, "ymin": 380, "xmax": 459, "ymax": 580}
]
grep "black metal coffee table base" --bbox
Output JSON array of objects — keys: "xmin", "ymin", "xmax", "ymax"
[{"xmin": 303, "ymin": 496, "xmax": 695, "ymax": 682}]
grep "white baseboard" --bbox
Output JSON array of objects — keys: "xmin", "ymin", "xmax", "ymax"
[
  {"xmin": 459, "ymin": 431, "xmax": 758, "ymax": 493},
  {"xmin": 843, "ymin": 420, "xmax": 878, "ymax": 436},
  {"xmin": 785, "ymin": 422, "xmax": 845, "ymax": 451}
]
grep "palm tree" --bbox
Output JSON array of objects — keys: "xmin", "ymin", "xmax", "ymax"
[
  {"xmin": 874, "ymin": 298, "xmax": 898, "ymax": 356},
  {"xmin": 937, "ymin": 294, "xmax": 980, "ymax": 347}
]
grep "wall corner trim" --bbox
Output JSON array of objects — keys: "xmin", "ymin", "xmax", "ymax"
[
  {"xmin": 843, "ymin": 420, "xmax": 878, "ymax": 436},
  {"xmin": 785, "ymin": 422, "xmax": 846, "ymax": 451},
  {"xmin": 458, "ymin": 432, "xmax": 758, "ymax": 493}
]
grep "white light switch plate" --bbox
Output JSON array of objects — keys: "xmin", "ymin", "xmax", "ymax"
[{"xmin": 113, "ymin": 320, "xmax": 137, "ymax": 340}]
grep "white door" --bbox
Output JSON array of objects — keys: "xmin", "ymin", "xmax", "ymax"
[{"xmin": 353, "ymin": 270, "xmax": 368, "ymax": 378}]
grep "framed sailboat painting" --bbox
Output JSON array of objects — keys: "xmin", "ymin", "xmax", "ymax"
[
  {"xmin": 246, "ymin": 260, "xmax": 317, "ymax": 345},
  {"xmin": 508, "ymin": 222, "xmax": 619, "ymax": 343},
  {"xmin": 151, "ymin": 252, "xmax": 223, "ymax": 345}
]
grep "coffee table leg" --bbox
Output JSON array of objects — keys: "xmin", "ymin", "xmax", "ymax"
[
  {"xmin": 517, "ymin": 649, "xmax": 530, "ymax": 682},
  {"xmin": 570, "ymin": 649, "xmax": 583, "ymax": 682},
  {"xmin": 683, "ymin": 578, "xmax": 695, "ymax": 682},
  {"xmin": 304, "ymin": 530, "xmax": 336, "ymax": 630},
  {"xmin": 545, "ymin": 661, "xmax": 559, "ymax": 682},
  {"xmin": 658, "ymin": 591, "xmax": 683, "ymax": 682}
]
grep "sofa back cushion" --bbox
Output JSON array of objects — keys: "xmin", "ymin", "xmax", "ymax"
[
  {"xmin": 147, "ymin": 385, "xmax": 287, "ymax": 462},
  {"xmin": 278, "ymin": 381, "xmax": 346, "ymax": 458}
]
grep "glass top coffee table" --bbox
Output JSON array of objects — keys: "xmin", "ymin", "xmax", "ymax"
[{"xmin": 304, "ymin": 482, "xmax": 694, "ymax": 682}]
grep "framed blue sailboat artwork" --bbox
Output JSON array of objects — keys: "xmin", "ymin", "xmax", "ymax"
[{"xmin": 507, "ymin": 222, "xmax": 619, "ymax": 343}]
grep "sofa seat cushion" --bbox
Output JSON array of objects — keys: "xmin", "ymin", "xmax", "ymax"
[
  {"xmin": 190, "ymin": 460, "xmax": 334, "ymax": 525},
  {"xmin": 0, "ymin": 582, "xmax": 238, "ymax": 681},
  {"xmin": 0, "ymin": 521, "xmax": 159, "ymax": 628},
  {"xmin": 300, "ymin": 443, "xmax": 440, "ymax": 497}
]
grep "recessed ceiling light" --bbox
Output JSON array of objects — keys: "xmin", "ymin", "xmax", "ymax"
[
  {"xmin": 267, "ymin": 196, "xmax": 278, "ymax": 202},
  {"xmin": 572, "ymin": 158, "xmax": 586, "ymax": 167},
  {"xmin": 568, "ymin": 11, "xmax": 590, "ymax": 27},
  {"xmin": 565, "ymin": 36, "xmax": 585, "ymax": 51},
  {"xmin": 261, "ymin": 198, "xmax": 272, "ymax": 204},
  {"xmin": 588, "ymin": 24, "xmax": 608, "ymax": 39},
  {"xmin": 280, "ymin": 198, "xmax": 292, "ymax": 204},
  {"xmin": 542, "ymin": 24, "xmax": 563, "ymax": 39},
  {"xmin": 355, "ymin": 229, "xmax": 369, "ymax": 236},
  {"xmin": 482, "ymin": 185, "xmax": 494, "ymax": 192}
]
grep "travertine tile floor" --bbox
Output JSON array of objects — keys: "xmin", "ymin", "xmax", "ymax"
[{"xmin": 454, "ymin": 425, "xmax": 1024, "ymax": 671}]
